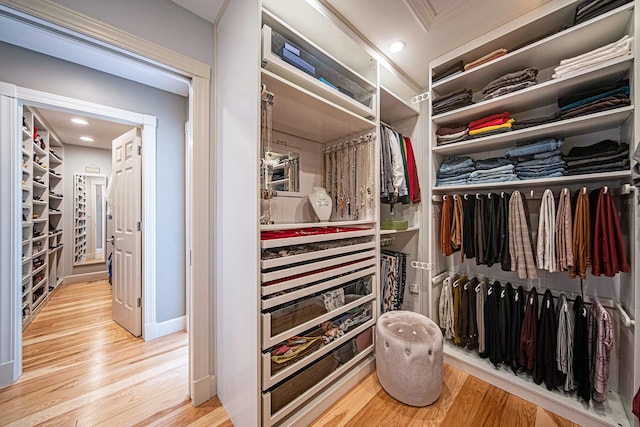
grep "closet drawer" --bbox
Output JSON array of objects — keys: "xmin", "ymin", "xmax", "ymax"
[
  {"xmin": 261, "ymin": 227, "xmax": 374, "ymax": 249},
  {"xmin": 261, "ymin": 237, "xmax": 375, "ymax": 269},
  {"xmin": 262, "ymin": 248, "xmax": 375, "ymax": 293},
  {"xmin": 262, "ymin": 289, "xmax": 374, "ymax": 350},
  {"xmin": 261, "ymin": 328, "xmax": 374, "ymax": 427}
]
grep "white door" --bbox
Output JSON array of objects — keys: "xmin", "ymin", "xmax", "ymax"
[{"xmin": 112, "ymin": 128, "xmax": 142, "ymax": 336}]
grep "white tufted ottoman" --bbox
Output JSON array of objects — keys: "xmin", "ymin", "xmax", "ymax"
[{"xmin": 375, "ymin": 310, "xmax": 443, "ymax": 406}]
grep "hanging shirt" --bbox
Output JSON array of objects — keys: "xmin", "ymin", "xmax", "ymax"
[
  {"xmin": 589, "ymin": 299, "xmax": 613, "ymax": 402},
  {"xmin": 519, "ymin": 287, "xmax": 538, "ymax": 371},
  {"xmin": 386, "ymin": 127, "xmax": 407, "ymax": 197},
  {"xmin": 555, "ymin": 188, "xmax": 574, "ymax": 271},
  {"xmin": 533, "ymin": 289, "xmax": 563, "ymax": 390},
  {"xmin": 476, "ymin": 278, "xmax": 488, "ymax": 355},
  {"xmin": 509, "ymin": 190, "xmax": 537, "ymax": 279},
  {"xmin": 570, "ymin": 189, "xmax": 591, "ymax": 279},
  {"xmin": 438, "ymin": 277, "xmax": 455, "ymax": 340},
  {"xmin": 556, "ymin": 294, "xmax": 575, "ymax": 392},
  {"xmin": 537, "ymin": 189, "xmax": 557, "ymax": 272},
  {"xmin": 573, "ymin": 296, "xmax": 591, "ymax": 403}
]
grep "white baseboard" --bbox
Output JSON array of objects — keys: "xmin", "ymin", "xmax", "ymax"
[
  {"xmin": 63, "ymin": 271, "xmax": 109, "ymax": 284},
  {"xmin": 0, "ymin": 360, "xmax": 16, "ymax": 389},
  {"xmin": 193, "ymin": 373, "xmax": 214, "ymax": 406},
  {"xmin": 145, "ymin": 316, "xmax": 186, "ymax": 342}
]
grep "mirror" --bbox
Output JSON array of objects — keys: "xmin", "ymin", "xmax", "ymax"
[
  {"xmin": 74, "ymin": 174, "xmax": 107, "ymax": 266},
  {"xmin": 264, "ymin": 150, "xmax": 300, "ymax": 194}
]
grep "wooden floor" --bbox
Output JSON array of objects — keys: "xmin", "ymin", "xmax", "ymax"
[{"xmin": 0, "ymin": 280, "xmax": 577, "ymax": 426}]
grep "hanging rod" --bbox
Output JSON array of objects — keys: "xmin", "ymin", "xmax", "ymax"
[
  {"xmin": 433, "ymin": 270, "xmax": 635, "ymax": 328},
  {"xmin": 431, "ymin": 184, "xmax": 635, "ymax": 202}
]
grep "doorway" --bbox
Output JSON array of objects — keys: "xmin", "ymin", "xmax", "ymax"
[
  {"xmin": 20, "ymin": 103, "xmax": 145, "ymax": 337},
  {"xmin": 0, "ymin": 2, "xmax": 214, "ymax": 405}
]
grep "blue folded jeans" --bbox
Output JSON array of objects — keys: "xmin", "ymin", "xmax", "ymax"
[{"xmin": 505, "ymin": 138, "xmax": 564, "ymax": 158}]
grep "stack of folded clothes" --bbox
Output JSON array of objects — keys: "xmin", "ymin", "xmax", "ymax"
[
  {"xmin": 432, "ymin": 88, "xmax": 474, "ymax": 115},
  {"xmin": 505, "ymin": 138, "xmax": 567, "ymax": 180},
  {"xmin": 574, "ymin": 0, "xmax": 633, "ymax": 24},
  {"xmin": 435, "ymin": 124, "xmax": 468, "ymax": 145},
  {"xmin": 552, "ymin": 35, "xmax": 632, "ymax": 79},
  {"xmin": 481, "ymin": 67, "xmax": 539, "ymax": 100},
  {"xmin": 564, "ymin": 139, "xmax": 630, "ymax": 175},
  {"xmin": 464, "ymin": 48, "xmax": 508, "ymax": 71},
  {"xmin": 467, "ymin": 157, "xmax": 518, "ymax": 183},
  {"xmin": 468, "ymin": 112, "xmax": 514, "ymax": 138},
  {"xmin": 558, "ymin": 79, "xmax": 630, "ymax": 119},
  {"xmin": 511, "ymin": 111, "xmax": 562, "ymax": 131},
  {"xmin": 433, "ymin": 60, "xmax": 464, "ymax": 83},
  {"xmin": 436, "ymin": 157, "xmax": 475, "ymax": 187}
]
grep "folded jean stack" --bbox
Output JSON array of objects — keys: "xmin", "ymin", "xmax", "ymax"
[
  {"xmin": 468, "ymin": 157, "xmax": 517, "ymax": 184},
  {"xmin": 558, "ymin": 79, "xmax": 630, "ymax": 120},
  {"xmin": 552, "ymin": 35, "xmax": 633, "ymax": 79},
  {"xmin": 432, "ymin": 88, "xmax": 473, "ymax": 115},
  {"xmin": 482, "ymin": 67, "xmax": 538, "ymax": 100},
  {"xmin": 565, "ymin": 139, "xmax": 630, "ymax": 175},
  {"xmin": 574, "ymin": 0, "xmax": 633, "ymax": 25},
  {"xmin": 468, "ymin": 112, "xmax": 514, "ymax": 139},
  {"xmin": 436, "ymin": 157, "xmax": 475, "ymax": 187},
  {"xmin": 505, "ymin": 138, "xmax": 567, "ymax": 180}
]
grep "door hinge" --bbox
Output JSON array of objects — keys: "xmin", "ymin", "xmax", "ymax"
[
  {"xmin": 137, "ymin": 297, "xmax": 141, "ymax": 308},
  {"xmin": 138, "ymin": 145, "xmax": 142, "ymax": 155},
  {"xmin": 137, "ymin": 221, "xmax": 142, "ymax": 231}
]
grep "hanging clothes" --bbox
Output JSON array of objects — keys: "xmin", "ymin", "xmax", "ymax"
[
  {"xmin": 555, "ymin": 188, "xmax": 574, "ymax": 271},
  {"xmin": 509, "ymin": 190, "xmax": 537, "ymax": 279},
  {"xmin": 573, "ymin": 296, "xmax": 591, "ymax": 403},
  {"xmin": 453, "ymin": 276, "xmax": 467, "ymax": 345},
  {"xmin": 451, "ymin": 195, "xmax": 464, "ymax": 260},
  {"xmin": 380, "ymin": 250, "xmax": 407, "ymax": 313},
  {"xmin": 570, "ymin": 189, "xmax": 591, "ymax": 279},
  {"xmin": 510, "ymin": 286, "xmax": 525, "ymax": 374},
  {"xmin": 592, "ymin": 186, "xmax": 630, "ymax": 276},
  {"xmin": 519, "ymin": 287, "xmax": 538, "ymax": 371},
  {"xmin": 483, "ymin": 193, "xmax": 500, "ymax": 266},
  {"xmin": 474, "ymin": 194, "xmax": 487, "ymax": 265},
  {"xmin": 440, "ymin": 195, "xmax": 455, "ymax": 256},
  {"xmin": 462, "ymin": 195, "xmax": 476, "ymax": 259},
  {"xmin": 534, "ymin": 289, "xmax": 563, "ymax": 390},
  {"xmin": 497, "ymin": 192, "xmax": 511, "ymax": 271},
  {"xmin": 463, "ymin": 277, "xmax": 479, "ymax": 350},
  {"xmin": 485, "ymin": 281, "xmax": 502, "ymax": 366},
  {"xmin": 589, "ymin": 299, "xmax": 613, "ymax": 402},
  {"xmin": 556, "ymin": 294, "xmax": 575, "ymax": 392},
  {"xmin": 537, "ymin": 189, "xmax": 557, "ymax": 272},
  {"xmin": 438, "ymin": 277, "xmax": 455, "ymax": 340},
  {"xmin": 476, "ymin": 278, "xmax": 488, "ymax": 355},
  {"xmin": 379, "ymin": 125, "xmax": 394, "ymax": 201},
  {"xmin": 498, "ymin": 283, "xmax": 514, "ymax": 363},
  {"xmin": 403, "ymin": 136, "xmax": 421, "ymax": 203}
]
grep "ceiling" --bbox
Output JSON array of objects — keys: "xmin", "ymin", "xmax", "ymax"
[
  {"xmin": 31, "ymin": 105, "xmax": 132, "ymax": 151},
  {"xmin": 172, "ymin": 0, "xmax": 551, "ymax": 89}
]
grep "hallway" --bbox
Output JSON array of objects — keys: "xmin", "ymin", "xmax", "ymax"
[{"xmin": 0, "ymin": 280, "xmax": 229, "ymax": 426}]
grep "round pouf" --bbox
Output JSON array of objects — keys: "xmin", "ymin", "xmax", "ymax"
[{"xmin": 375, "ymin": 310, "xmax": 443, "ymax": 406}]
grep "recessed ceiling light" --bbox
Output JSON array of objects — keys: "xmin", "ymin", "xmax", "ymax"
[
  {"xmin": 389, "ymin": 41, "xmax": 406, "ymax": 53},
  {"xmin": 80, "ymin": 136, "xmax": 94, "ymax": 142},
  {"xmin": 71, "ymin": 118, "xmax": 89, "ymax": 125}
]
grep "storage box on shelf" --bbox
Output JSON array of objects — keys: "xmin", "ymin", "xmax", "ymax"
[
  {"xmin": 261, "ymin": 9, "xmax": 376, "ymax": 120},
  {"xmin": 427, "ymin": 2, "xmax": 637, "ymax": 426},
  {"xmin": 259, "ymin": 225, "xmax": 376, "ymax": 426}
]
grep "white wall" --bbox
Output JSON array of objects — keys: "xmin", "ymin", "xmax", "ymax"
[
  {"xmin": 61, "ymin": 144, "xmax": 111, "ymax": 277},
  {"xmin": 216, "ymin": 0, "xmax": 261, "ymax": 424},
  {"xmin": 0, "ymin": 41, "xmax": 187, "ymax": 323}
]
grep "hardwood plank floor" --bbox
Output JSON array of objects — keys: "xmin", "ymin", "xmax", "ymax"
[{"xmin": 0, "ymin": 280, "xmax": 578, "ymax": 426}]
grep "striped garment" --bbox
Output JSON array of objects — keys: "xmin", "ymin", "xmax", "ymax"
[{"xmin": 508, "ymin": 190, "xmax": 537, "ymax": 279}]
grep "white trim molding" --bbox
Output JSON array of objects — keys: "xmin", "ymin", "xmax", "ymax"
[
  {"xmin": 0, "ymin": 84, "xmax": 21, "ymax": 389},
  {"xmin": 63, "ymin": 271, "xmax": 110, "ymax": 284},
  {"xmin": 141, "ymin": 116, "xmax": 157, "ymax": 342},
  {"xmin": 0, "ymin": 0, "xmax": 213, "ymax": 406}
]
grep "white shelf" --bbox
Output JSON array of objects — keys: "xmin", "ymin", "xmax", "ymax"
[
  {"xmin": 33, "ymin": 142, "xmax": 46, "ymax": 157},
  {"xmin": 444, "ymin": 344, "xmax": 630, "ymax": 427},
  {"xmin": 261, "ymin": 227, "xmax": 375, "ymax": 249},
  {"xmin": 261, "ymin": 240, "xmax": 376, "ymax": 270},
  {"xmin": 433, "ymin": 106, "xmax": 634, "ymax": 155},
  {"xmin": 32, "ymin": 218, "xmax": 47, "ymax": 224},
  {"xmin": 432, "ymin": 56, "xmax": 633, "ymax": 125},
  {"xmin": 32, "ymin": 181, "xmax": 47, "ymax": 190},
  {"xmin": 379, "ymin": 226, "xmax": 420, "ymax": 235},
  {"xmin": 380, "ymin": 86, "xmax": 419, "ymax": 124},
  {"xmin": 32, "ymin": 263, "xmax": 46, "ymax": 276},
  {"xmin": 261, "ymin": 70, "xmax": 375, "ymax": 143},
  {"xmin": 32, "ymin": 248, "xmax": 48, "ymax": 258},
  {"xmin": 432, "ymin": 3, "xmax": 633, "ymax": 95},
  {"xmin": 433, "ymin": 171, "xmax": 631, "ymax": 193},
  {"xmin": 260, "ymin": 219, "xmax": 375, "ymax": 231},
  {"xmin": 261, "ymin": 16, "xmax": 376, "ymax": 120}
]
